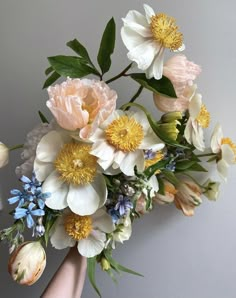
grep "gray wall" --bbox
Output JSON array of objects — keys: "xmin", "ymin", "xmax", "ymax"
[{"xmin": 0, "ymin": 0, "xmax": 236, "ymax": 297}]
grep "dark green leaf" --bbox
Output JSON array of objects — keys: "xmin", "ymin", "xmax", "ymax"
[
  {"xmin": 207, "ymin": 156, "xmax": 217, "ymax": 162},
  {"xmin": 87, "ymin": 257, "xmax": 102, "ymax": 298},
  {"xmin": 66, "ymin": 39, "xmax": 93, "ymax": 65},
  {"xmin": 162, "ymin": 170, "xmax": 180, "ymax": 186},
  {"xmin": 175, "ymin": 160, "xmax": 196, "ymax": 171},
  {"xmin": 97, "ymin": 18, "xmax": 116, "ymax": 74},
  {"xmin": 144, "ymin": 159, "xmax": 170, "ymax": 179},
  {"xmin": 130, "ymin": 73, "xmax": 177, "ymax": 98},
  {"xmin": 45, "ymin": 66, "xmax": 54, "ymax": 76},
  {"xmin": 157, "ymin": 176, "xmax": 165, "ymax": 195},
  {"xmin": 38, "ymin": 111, "xmax": 49, "ymax": 124},
  {"xmin": 48, "ymin": 55, "xmax": 97, "ymax": 78},
  {"xmin": 43, "ymin": 71, "xmax": 61, "ymax": 89},
  {"xmin": 187, "ymin": 163, "xmax": 208, "ymax": 172}
]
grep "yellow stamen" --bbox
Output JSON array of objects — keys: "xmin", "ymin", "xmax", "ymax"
[
  {"xmin": 196, "ymin": 104, "xmax": 210, "ymax": 128},
  {"xmin": 150, "ymin": 13, "xmax": 183, "ymax": 51},
  {"xmin": 54, "ymin": 143, "xmax": 97, "ymax": 185},
  {"xmin": 64, "ymin": 213, "xmax": 92, "ymax": 241},
  {"xmin": 145, "ymin": 151, "xmax": 164, "ymax": 174},
  {"xmin": 105, "ymin": 116, "xmax": 144, "ymax": 152},
  {"xmin": 221, "ymin": 137, "xmax": 236, "ymax": 162}
]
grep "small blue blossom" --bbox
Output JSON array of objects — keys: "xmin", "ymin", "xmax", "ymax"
[
  {"xmin": 144, "ymin": 149, "xmax": 156, "ymax": 160},
  {"xmin": 114, "ymin": 194, "xmax": 133, "ymax": 216},
  {"xmin": 107, "ymin": 209, "xmax": 120, "ymax": 223},
  {"xmin": 14, "ymin": 202, "xmax": 45, "ymax": 229},
  {"xmin": 175, "ymin": 148, "xmax": 185, "ymax": 157},
  {"xmin": 165, "ymin": 162, "xmax": 176, "ymax": 172},
  {"xmin": 20, "ymin": 174, "xmax": 41, "ymax": 194},
  {"xmin": 8, "ymin": 189, "xmax": 33, "ymax": 207}
]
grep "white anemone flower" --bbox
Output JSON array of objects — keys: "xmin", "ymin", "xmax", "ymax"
[
  {"xmin": 34, "ymin": 130, "xmax": 107, "ymax": 215},
  {"xmin": 184, "ymin": 93, "xmax": 210, "ymax": 151},
  {"xmin": 121, "ymin": 4, "xmax": 185, "ymax": 80},
  {"xmin": 50, "ymin": 209, "xmax": 114, "ymax": 258},
  {"xmin": 210, "ymin": 123, "xmax": 236, "ymax": 181},
  {"xmin": 90, "ymin": 110, "xmax": 164, "ymax": 176}
]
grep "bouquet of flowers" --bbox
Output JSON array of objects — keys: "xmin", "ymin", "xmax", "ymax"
[{"xmin": 0, "ymin": 3, "xmax": 235, "ymax": 297}]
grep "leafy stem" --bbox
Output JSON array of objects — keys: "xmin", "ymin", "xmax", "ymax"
[
  {"xmin": 124, "ymin": 86, "xmax": 144, "ymax": 111},
  {"xmin": 105, "ymin": 63, "xmax": 133, "ymax": 84},
  {"xmin": 9, "ymin": 144, "xmax": 24, "ymax": 151}
]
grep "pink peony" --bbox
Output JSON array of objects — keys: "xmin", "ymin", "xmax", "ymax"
[
  {"xmin": 47, "ymin": 78, "xmax": 117, "ymax": 139},
  {"xmin": 153, "ymin": 55, "xmax": 201, "ymax": 112}
]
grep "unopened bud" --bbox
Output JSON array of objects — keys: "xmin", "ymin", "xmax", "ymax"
[
  {"xmin": 161, "ymin": 112, "xmax": 182, "ymax": 123},
  {"xmin": 101, "ymin": 258, "xmax": 111, "ymax": 271}
]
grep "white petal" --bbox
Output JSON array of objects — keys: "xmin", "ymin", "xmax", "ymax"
[
  {"xmin": 221, "ymin": 144, "xmax": 235, "ymax": 164},
  {"xmin": 122, "ymin": 9, "xmax": 150, "ymax": 31},
  {"xmin": 127, "ymin": 40, "xmax": 159, "ymax": 71},
  {"xmin": 67, "ymin": 181, "xmax": 104, "ymax": 216},
  {"xmin": 92, "ymin": 209, "xmax": 114, "ymax": 233},
  {"xmin": 43, "ymin": 171, "xmax": 69, "ymax": 210},
  {"xmin": 121, "ymin": 26, "xmax": 147, "ymax": 51},
  {"xmin": 217, "ymin": 159, "xmax": 229, "ymax": 181},
  {"xmin": 143, "ymin": 4, "xmax": 155, "ymax": 23},
  {"xmin": 50, "ymin": 216, "xmax": 75, "ymax": 249},
  {"xmin": 34, "ymin": 158, "xmax": 54, "ymax": 182},
  {"xmin": 191, "ymin": 122, "xmax": 205, "ymax": 151},
  {"xmin": 140, "ymin": 128, "xmax": 165, "ymax": 150},
  {"xmin": 120, "ymin": 151, "xmax": 144, "ymax": 176},
  {"xmin": 78, "ymin": 230, "xmax": 106, "ymax": 257},
  {"xmin": 89, "ymin": 127, "xmax": 105, "ymax": 142},
  {"xmin": 211, "ymin": 123, "xmax": 223, "ymax": 153},
  {"xmin": 149, "ymin": 175, "xmax": 159, "ymax": 196},
  {"xmin": 91, "ymin": 141, "xmax": 115, "ymax": 164},
  {"xmin": 184, "ymin": 119, "xmax": 193, "ymax": 145},
  {"xmin": 113, "ymin": 150, "xmax": 126, "ymax": 168},
  {"xmin": 189, "ymin": 93, "xmax": 202, "ymax": 119},
  {"xmin": 146, "ymin": 47, "xmax": 165, "ymax": 80},
  {"xmin": 36, "ymin": 131, "xmax": 69, "ymax": 163},
  {"xmin": 132, "ymin": 110, "xmax": 150, "ymax": 131},
  {"xmin": 91, "ymin": 174, "xmax": 108, "ymax": 209}
]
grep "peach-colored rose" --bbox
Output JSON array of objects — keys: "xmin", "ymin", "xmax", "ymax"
[
  {"xmin": 47, "ymin": 78, "xmax": 117, "ymax": 139},
  {"xmin": 174, "ymin": 178, "xmax": 202, "ymax": 216},
  {"xmin": 153, "ymin": 55, "xmax": 201, "ymax": 113}
]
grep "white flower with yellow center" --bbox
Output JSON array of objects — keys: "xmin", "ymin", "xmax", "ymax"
[
  {"xmin": 211, "ymin": 123, "xmax": 236, "ymax": 180},
  {"xmin": 90, "ymin": 110, "xmax": 164, "ymax": 176},
  {"xmin": 121, "ymin": 4, "xmax": 185, "ymax": 80},
  {"xmin": 184, "ymin": 93, "xmax": 210, "ymax": 151},
  {"xmin": 50, "ymin": 209, "xmax": 114, "ymax": 258},
  {"xmin": 34, "ymin": 130, "xmax": 107, "ymax": 215}
]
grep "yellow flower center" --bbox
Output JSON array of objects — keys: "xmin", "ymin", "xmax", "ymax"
[
  {"xmin": 145, "ymin": 151, "xmax": 164, "ymax": 174},
  {"xmin": 221, "ymin": 137, "xmax": 236, "ymax": 162},
  {"xmin": 196, "ymin": 104, "xmax": 210, "ymax": 128},
  {"xmin": 105, "ymin": 116, "xmax": 144, "ymax": 152},
  {"xmin": 54, "ymin": 143, "xmax": 97, "ymax": 185},
  {"xmin": 150, "ymin": 13, "xmax": 183, "ymax": 51},
  {"xmin": 64, "ymin": 213, "xmax": 92, "ymax": 241}
]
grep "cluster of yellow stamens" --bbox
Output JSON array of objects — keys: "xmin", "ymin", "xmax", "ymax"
[
  {"xmin": 54, "ymin": 143, "xmax": 97, "ymax": 185},
  {"xmin": 64, "ymin": 213, "xmax": 92, "ymax": 241},
  {"xmin": 105, "ymin": 116, "xmax": 144, "ymax": 152},
  {"xmin": 196, "ymin": 104, "xmax": 210, "ymax": 128},
  {"xmin": 221, "ymin": 138, "xmax": 236, "ymax": 162},
  {"xmin": 150, "ymin": 13, "xmax": 183, "ymax": 51}
]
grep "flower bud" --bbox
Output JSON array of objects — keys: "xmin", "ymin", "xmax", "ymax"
[
  {"xmin": 8, "ymin": 241, "xmax": 46, "ymax": 285},
  {"xmin": 161, "ymin": 112, "xmax": 182, "ymax": 123},
  {"xmin": 158, "ymin": 122, "xmax": 180, "ymax": 141},
  {"xmin": 203, "ymin": 179, "xmax": 220, "ymax": 201},
  {"xmin": 0, "ymin": 142, "xmax": 9, "ymax": 168},
  {"xmin": 101, "ymin": 258, "xmax": 111, "ymax": 271}
]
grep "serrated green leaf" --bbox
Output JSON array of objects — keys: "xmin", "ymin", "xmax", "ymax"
[
  {"xmin": 97, "ymin": 18, "xmax": 116, "ymax": 74},
  {"xmin": 43, "ymin": 71, "xmax": 61, "ymax": 89},
  {"xmin": 48, "ymin": 55, "xmax": 97, "ymax": 78},
  {"xmin": 66, "ymin": 39, "xmax": 92, "ymax": 65},
  {"xmin": 130, "ymin": 73, "xmax": 177, "ymax": 98},
  {"xmin": 175, "ymin": 160, "xmax": 196, "ymax": 171},
  {"xmin": 45, "ymin": 66, "xmax": 54, "ymax": 76},
  {"xmin": 87, "ymin": 257, "xmax": 101, "ymax": 298},
  {"xmin": 38, "ymin": 111, "xmax": 49, "ymax": 124}
]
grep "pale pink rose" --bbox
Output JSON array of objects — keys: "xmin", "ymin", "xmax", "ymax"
[
  {"xmin": 47, "ymin": 78, "xmax": 117, "ymax": 139},
  {"xmin": 153, "ymin": 55, "xmax": 201, "ymax": 113},
  {"xmin": 174, "ymin": 178, "xmax": 202, "ymax": 216}
]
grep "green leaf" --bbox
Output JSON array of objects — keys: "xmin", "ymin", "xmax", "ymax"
[
  {"xmin": 38, "ymin": 111, "xmax": 49, "ymax": 124},
  {"xmin": 45, "ymin": 66, "xmax": 54, "ymax": 76},
  {"xmin": 87, "ymin": 257, "xmax": 102, "ymax": 298},
  {"xmin": 162, "ymin": 170, "xmax": 180, "ymax": 186},
  {"xmin": 97, "ymin": 17, "xmax": 116, "ymax": 74},
  {"xmin": 144, "ymin": 159, "xmax": 170, "ymax": 179},
  {"xmin": 175, "ymin": 160, "xmax": 196, "ymax": 171},
  {"xmin": 157, "ymin": 176, "xmax": 165, "ymax": 195},
  {"xmin": 43, "ymin": 71, "xmax": 61, "ymax": 89},
  {"xmin": 48, "ymin": 55, "xmax": 97, "ymax": 78},
  {"xmin": 130, "ymin": 73, "xmax": 177, "ymax": 98},
  {"xmin": 187, "ymin": 163, "xmax": 208, "ymax": 172},
  {"xmin": 66, "ymin": 39, "xmax": 93, "ymax": 65}
]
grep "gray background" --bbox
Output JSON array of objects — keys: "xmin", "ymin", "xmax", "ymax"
[{"xmin": 0, "ymin": 0, "xmax": 236, "ymax": 297}]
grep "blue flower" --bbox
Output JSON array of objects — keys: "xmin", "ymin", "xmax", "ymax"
[
  {"xmin": 114, "ymin": 194, "xmax": 133, "ymax": 217},
  {"xmin": 144, "ymin": 149, "xmax": 156, "ymax": 160},
  {"xmin": 20, "ymin": 173, "xmax": 41, "ymax": 194},
  {"xmin": 8, "ymin": 189, "xmax": 33, "ymax": 207},
  {"xmin": 107, "ymin": 208, "xmax": 120, "ymax": 223},
  {"xmin": 14, "ymin": 202, "xmax": 45, "ymax": 229}
]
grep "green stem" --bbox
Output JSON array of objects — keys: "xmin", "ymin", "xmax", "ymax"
[
  {"xmin": 196, "ymin": 153, "xmax": 216, "ymax": 157},
  {"xmin": 105, "ymin": 63, "xmax": 133, "ymax": 84},
  {"xmin": 125, "ymin": 86, "xmax": 144, "ymax": 111},
  {"xmin": 9, "ymin": 144, "xmax": 24, "ymax": 151}
]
